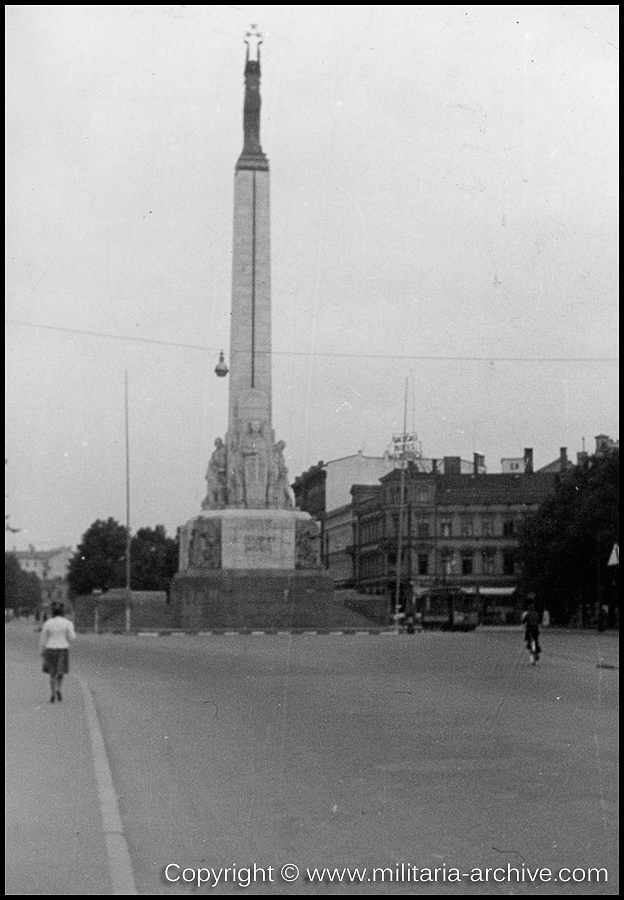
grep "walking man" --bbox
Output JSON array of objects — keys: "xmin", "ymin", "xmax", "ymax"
[{"xmin": 521, "ymin": 598, "xmax": 541, "ymax": 665}]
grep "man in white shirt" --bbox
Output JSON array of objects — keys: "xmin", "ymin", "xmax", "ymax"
[{"xmin": 39, "ymin": 603, "xmax": 76, "ymax": 703}]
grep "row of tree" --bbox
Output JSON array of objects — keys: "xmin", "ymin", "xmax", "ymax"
[
  {"xmin": 67, "ymin": 519, "xmax": 179, "ymax": 597},
  {"xmin": 5, "ymin": 553, "xmax": 42, "ymax": 614},
  {"xmin": 516, "ymin": 448, "xmax": 619, "ymax": 625}
]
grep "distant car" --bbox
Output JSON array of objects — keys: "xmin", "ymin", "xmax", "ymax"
[{"xmin": 414, "ymin": 587, "xmax": 479, "ymax": 631}]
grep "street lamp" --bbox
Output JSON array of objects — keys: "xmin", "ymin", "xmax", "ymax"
[{"xmin": 215, "ymin": 350, "xmax": 229, "ymax": 377}]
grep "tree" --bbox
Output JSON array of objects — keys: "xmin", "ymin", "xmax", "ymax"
[
  {"xmin": 517, "ymin": 449, "xmax": 619, "ymax": 624},
  {"xmin": 5, "ymin": 553, "xmax": 42, "ymax": 613},
  {"xmin": 130, "ymin": 525, "xmax": 178, "ymax": 591},
  {"xmin": 67, "ymin": 518, "xmax": 128, "ymax": 597},
  {"xmin": 67, "ymin": 518, "xmax": 179, "ymax": 597}
]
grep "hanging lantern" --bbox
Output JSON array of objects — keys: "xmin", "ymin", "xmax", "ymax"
[{"xmin": 215, "ymin": 350, "xmax": 229, "ymax": 377}]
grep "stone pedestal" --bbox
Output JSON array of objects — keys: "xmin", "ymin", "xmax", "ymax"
[{"xmin": 171, "ymin": 509, "xmax": 334, "ymax": 629}]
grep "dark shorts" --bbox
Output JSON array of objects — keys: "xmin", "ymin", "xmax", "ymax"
[{"xmin": 42, "ymin": 649, "xmax": 69, "ymax": 676}]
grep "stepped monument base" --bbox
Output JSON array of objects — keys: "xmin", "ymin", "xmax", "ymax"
[{"xmin": 170, "ymin": 510, "xmax": 334, "ymax": 629}]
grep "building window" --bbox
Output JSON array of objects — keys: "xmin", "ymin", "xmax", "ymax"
[
  {"xmin": 417, "ymin": 519, "xmax": 430, "ymax": 537},
  {"xmin": 481, "ymin": 517, "xmax": 495, "ymax": 537},
  {"xmin": 481, "ymin": 550, "xmax": 496, "ymax": 575},
  {"xmin": 417, "ymin": 487, "xmax": 429, "ymax": 504},
  {"xmin": 461, "ymin": 517, "xmax": 474, "ymax": 537},
  {"xmin": 461, "ymin": 554, "xmax": 474, "ymax": 576},
  {"xmin": 418, "ymin": 553, "xmax": 429, "ymax": 576},
  {"xmin": 503, "ymin": 551, "xmax": 515, "ymax": 575},
  {"xmin": 361, "ymin": 521, "xmax": 379, "ymax": 544},
  {"xmin": 441, "ymin": 549, "xmax": 454, "ymax": 576},
  {"xmin": 502, "ymin": 519, "xmax": 515, "ymax": 538},
  {"xmin": 440, "ymin": 520, "xmax": 453, "ymax": 538}
]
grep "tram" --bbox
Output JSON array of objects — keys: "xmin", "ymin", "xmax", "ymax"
[{"xmin": 414, "ymin": 586, "xmax": 479, "ymax": 631}]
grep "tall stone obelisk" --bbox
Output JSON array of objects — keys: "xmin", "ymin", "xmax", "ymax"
[
  {"xmin": 171, "ymin": 28, "xmax": 333, "ymax": 629},
  {"xmin": 228, "ymin": 27, "xmax": 272, "ymax": 441}
]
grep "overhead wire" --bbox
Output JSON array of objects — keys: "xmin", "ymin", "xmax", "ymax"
[{"xmin": 5, "ymin": 319, "xmax": 618, "ymax": 364}]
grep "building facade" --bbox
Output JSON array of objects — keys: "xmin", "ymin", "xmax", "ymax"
[
  {"xmin": 12, "ymin": 545, "xmax": 73, "ymax": 609},
  {"xmin": 295, "ymin": 447, "xmax": 578, "ymax": 620},
  {"xmin": 348, "ymin": 463, "xmax": 559, "ymax": 608},
  {"xmin": 292, "ymin": 452, "xmax": 405, "ymax": 567}
]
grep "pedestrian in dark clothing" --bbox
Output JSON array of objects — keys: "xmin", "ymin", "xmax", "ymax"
[{"xmin": 521, "ymin": 602, "xmax": 541, "ymax": 664}]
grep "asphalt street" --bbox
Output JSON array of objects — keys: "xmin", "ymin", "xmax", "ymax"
[{"xmin": 5, "ymin": 621, "xmax": 619, "ymax": 895}]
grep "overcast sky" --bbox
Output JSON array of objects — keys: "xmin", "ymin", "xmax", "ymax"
[{"xmin": 5, "ymin": 5, "xmax": 619, "ymax": 551}]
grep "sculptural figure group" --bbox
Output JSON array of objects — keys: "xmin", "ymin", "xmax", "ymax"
[{"xmin": 202, "ymin": 420, "xmax": 293, "ymax": 512}]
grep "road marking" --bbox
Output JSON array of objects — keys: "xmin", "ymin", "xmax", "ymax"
[{"xmin": 76, "ymin": 676, "xmax": 138, "ymax": 895}]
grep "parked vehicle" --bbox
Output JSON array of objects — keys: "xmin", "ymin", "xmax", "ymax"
[{"xmin": 414, "ymin": 587, "xmax": 479, "ymax": 631}]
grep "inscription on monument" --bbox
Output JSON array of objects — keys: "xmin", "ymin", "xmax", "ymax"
[
  {"xmin": 244, "ymin": 534, "xmax": 276, "ymax": 553},
  {"xmin": 222, "ymin": 515, "xmax": 295, "ymax": 569}
]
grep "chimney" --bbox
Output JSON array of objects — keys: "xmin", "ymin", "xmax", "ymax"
[
  {"xmin": 444, "ymin": 456, "xmax": 461, "ymax": 475},
  {"xmin": 473, "ymin": 452, "xmax": 485, "ymax": 474},
  {"xmin": 559, "ymin": 447, "xmax": 568, "ymax": 471},
  {"xmin": 523, "ymin": 448, "xmax": 533, "ymax": 474}
]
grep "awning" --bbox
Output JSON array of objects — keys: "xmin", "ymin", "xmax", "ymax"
[
  {"xmin": 462, "ymin": 586, "xmax": 516, "ymax": 597},
  {"xmin": 479, "ymin": 587, "xmax": 516, "ymax": 597}
]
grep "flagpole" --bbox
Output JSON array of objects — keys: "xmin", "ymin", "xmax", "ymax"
[
  {"xmin": 394, "ymin": 378, "xmax": 409, "ymax": 634},
  {"xmin": 125, "ymin": 370, "xmax": 131, "ymax": 633}
]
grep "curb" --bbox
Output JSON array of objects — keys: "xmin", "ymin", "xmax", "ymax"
[
  {"xmin": 133, "ymin": 628, "xmax": 397, "ymax": 636},
  {"xmin": 76, "ymin": 676, "xmax": 138, "ymax": 895}
]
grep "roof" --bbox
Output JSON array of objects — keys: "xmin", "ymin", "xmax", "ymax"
[
  {"xmin": 12, "ymin": 546, "xmax": 72, "ymax": 560},
  {"xmin": 372, "ymin": 469, "xmax": 557, "ymax": 507},
  {"xmin": 435, "ymin": 473, "xmax": 557, "ymax": 506}
]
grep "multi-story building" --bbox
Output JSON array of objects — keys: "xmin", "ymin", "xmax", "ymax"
[
  {"xmin": 295, "ymin": 452, "xmax": 490, "ymax": 582},
  {"xmin": 348, "ymin": 454, "xmax": 558, "ymax": 609},
  {"xmin": 292, "ymin": 451, "xmax": 405, "ymax": 565},
  {"xmin": 295, "ymin": 446, "xmax": 580, "ymax": 620},
  {"xmin": 12, "ymin": 545, "xmax": 73, "ymax": 609}
]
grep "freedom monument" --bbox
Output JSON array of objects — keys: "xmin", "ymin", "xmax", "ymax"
[{"xmin": 171, "ymin": 28, "xmax": 333, "ymax": 628}]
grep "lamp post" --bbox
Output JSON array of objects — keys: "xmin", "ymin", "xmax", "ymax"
[{"xmin": 92, "ymin": 588, "xmax": 102, "ymax": 634}]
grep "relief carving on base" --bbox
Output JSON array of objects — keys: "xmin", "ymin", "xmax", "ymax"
[
  {"xmin": 295, "ymin": 519, "xmax": 320, "ymax": 570},
  {"xmin": 189, "ymin": 518, "xmax": 222, "ymax": 569}
]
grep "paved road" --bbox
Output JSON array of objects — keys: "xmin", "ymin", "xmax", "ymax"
[{"xmin": 5, "ymin": 622, "xmax": 619, "ymax": 895}]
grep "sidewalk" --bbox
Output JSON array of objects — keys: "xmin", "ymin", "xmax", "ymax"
[{"xmin": 5, "ymin": 625, "xmax": 113, "ymax": 895}]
